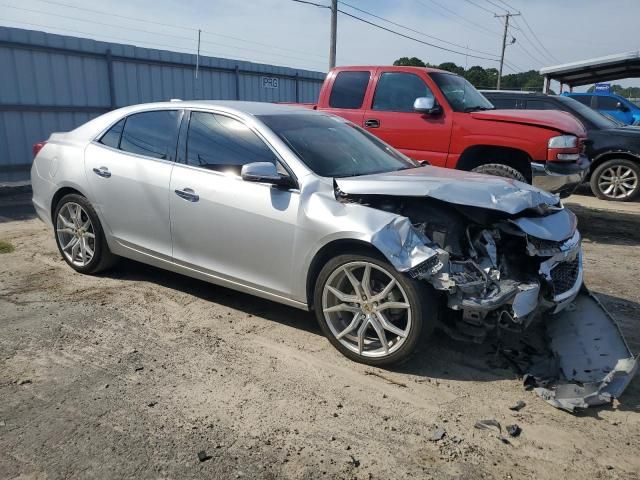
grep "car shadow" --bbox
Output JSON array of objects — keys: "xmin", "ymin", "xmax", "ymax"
[{"xmin": 566, "ymin": 202, "xmax": 640, "ymax": 246}]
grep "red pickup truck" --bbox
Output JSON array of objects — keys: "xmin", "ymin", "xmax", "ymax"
[{"xmin": 295, "ymin": 66, "xmax": 590, "ymax": 196}]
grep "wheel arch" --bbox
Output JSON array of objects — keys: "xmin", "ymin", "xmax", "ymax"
[
  {"xmin": 305, "ymin": 239, "xmax": 384, "ymax": 309},
  {"xmin": 50, "ymin": 186, "xmax": 87, "ymax": 223},
  {"xmin": 589, "ymin": 150, "xmax": 640, "ymax": 179},
  {"xmin": 456, "ymin": 145, "xmax": 533, "ymax": 182}
]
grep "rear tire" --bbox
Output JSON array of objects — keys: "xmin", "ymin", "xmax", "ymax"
[
  {"xmin": 313, "ymin": 253, "xmax": 437, "ymax": 367},
  {"xmin": 53, "ymin": 194, "xmax": 117, "ymax": 274},
  {"xmin": 471, "ymin": 163, "xmax": 528, "ymax": 183},
  {"xmin": 590, "ymin": 158, "xmax": 640, "ymax": 201}
]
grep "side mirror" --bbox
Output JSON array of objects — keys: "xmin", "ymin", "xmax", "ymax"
[
  {"xmin": 413, "ymin": 97, "xmax": 442, "ymax": 115},
  {"xmin": 241, "ymin": 162, "xmax": 295, "ymax": 188},
  {"xmin": 616, "ymin": 101, "xmax": 629, "ymax": 112}
]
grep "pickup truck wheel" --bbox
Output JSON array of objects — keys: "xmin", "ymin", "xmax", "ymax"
[
  {"xmin": 471, "ymin": 163, "xmax": 527, "ymax": 183},
  {"xmin": 590, "ymin": 159, "xmax": 640, "ymax": 201},
  {"xmin": 314, "ymin": 254, "xmax": 436, "ymax": 367}
]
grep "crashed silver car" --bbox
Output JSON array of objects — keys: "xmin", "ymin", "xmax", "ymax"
[{"xmin": 31, "ymin": 101, "xmax": 637, "ymax": 411}]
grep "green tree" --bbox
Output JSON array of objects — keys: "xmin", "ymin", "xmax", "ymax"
[{"xmin": 393, "ymin": 57, "xmax": 426, "ymax": 67}]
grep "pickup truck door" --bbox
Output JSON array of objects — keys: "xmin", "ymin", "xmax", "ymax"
[
  {"xmin": 317, "ymin": 69, "xmax": 374, "ymax": 126},
  {"xmin": 362, "ymin": 69, "xmax": 453, "ymax": 167}
]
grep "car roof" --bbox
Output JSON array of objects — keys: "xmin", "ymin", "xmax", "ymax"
[{"xmin": 125, "ymin": 100, "xmax": 317, "ymax": 116}]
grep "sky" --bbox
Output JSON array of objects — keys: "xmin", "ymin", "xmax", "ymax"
[{"xmin": 2, "ymin": 0, "xmax": 639, "ymax": 92}]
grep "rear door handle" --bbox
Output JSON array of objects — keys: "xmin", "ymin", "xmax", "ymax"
[
  {"xmin": 92, "ymin": 166, "xmax": 111, "ymax": 178},
  {"xmin": 364, "ymin": 119, "xmax": 380, "ymax": 128},
  {"xmin": 174, "ymin": 187, "xmax": 199, "ymax": 202}
]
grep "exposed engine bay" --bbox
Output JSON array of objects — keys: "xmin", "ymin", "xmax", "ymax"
[{"xmin": 335, "ymin": 186, "xmax": 637, "ymax": 412}]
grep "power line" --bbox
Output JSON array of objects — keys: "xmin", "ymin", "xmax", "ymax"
[
  {"xmin": 493, "ymin": 0, "xmax": 517, "ymax": 11},
  {"xmin": 30, "ymin": 0, "xmax": 342, "ymax": 64},
  {"xmin": 337, "ymin": 8, "xmax": 501, "ymax": 61},
  {"xmin": 519, "ymin": 16, "xmax": 560, "ymax": 64},
  {"xmin": 340, "ymin": 1, "xmax": 500, "ymax": 58},
  {"xmin": 418, "ymin": 0, "xmax": 502, "ymax": 37},
  {"xmin": 511, "ymin": 18, "xmax": 555, "ymax": 64},
  {"xmin": 484, "ymin": 0, "xmax": 510, "ymax": 13},
  {"xmin": 462, "ymin": 0, "xmax": 496, "ymax": 15}
]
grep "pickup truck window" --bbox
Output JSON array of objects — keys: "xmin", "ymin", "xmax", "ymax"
[
  {"xmin": 258, "ymin": 113, "xmax": 417, "ymax": 178},
  {"xmin": 329, "ymin": 71, "xmax": 370, "ymax": 109},
  {"xmin": 372, "ymin": 72, "xmax": 434, "ymax": 112},
  {"xmin": 430, "ymin": 72, "xmax": 494, "ymax": 113}
]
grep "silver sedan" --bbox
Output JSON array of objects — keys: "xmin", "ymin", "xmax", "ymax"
[{"xmin": 31, "ymin": 102, "xmax": 636, "ymax": 406}]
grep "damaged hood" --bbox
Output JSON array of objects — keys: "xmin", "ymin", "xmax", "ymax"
[
  {"xmin": 470, "ymin": 109, "xmax": 587, "ymax": 136},
  {"xmin": 335, "ymin": 165, "xmax": 559, "ymax": 215}
]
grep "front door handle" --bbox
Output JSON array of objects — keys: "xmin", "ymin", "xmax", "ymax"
[
  {"xmin": 92, "ymin": 166, "xmax": 111, "ymax": 178},
  {"xmin": 174, "ymin": 187, "xmax": 199, "ymax": 202},
  {"xmin": 364, "ymin": 119, "xmax": 380, "ymax": 128}
]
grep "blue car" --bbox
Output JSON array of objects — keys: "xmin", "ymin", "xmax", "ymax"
[{"xmin": 563, "ymin": 92, "xmax": 640, "ymax": 125}]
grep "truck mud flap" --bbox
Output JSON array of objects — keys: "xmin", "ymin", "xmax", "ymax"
[{"xmin": 531, "ymin": 288, "xmax": 638, "ymax": 412}]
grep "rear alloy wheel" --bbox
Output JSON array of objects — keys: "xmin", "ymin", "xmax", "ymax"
[
  {"xmin": 590, "ymin": 159, "xmax": 640, "ymax": 201},
  {"xmin": 54, "ymin": 194, "xmax": 117, "ymax": 274},
  {"xmin": 314, "ymin": 254, "xmax": 435, "ymax": 366},
  {"xmin": 471, "ymin": 163, "xmax": 527, "ymax": 183}
]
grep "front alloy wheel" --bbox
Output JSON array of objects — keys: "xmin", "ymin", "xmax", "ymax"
[{"xmin": 314, "ymin": 254, "xmax": 436, "ymax": 366}]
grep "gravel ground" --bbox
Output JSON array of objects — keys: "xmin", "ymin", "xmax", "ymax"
[{"xmin": 0, "ymin": 192, "xmax": 639, "ymax": 480}]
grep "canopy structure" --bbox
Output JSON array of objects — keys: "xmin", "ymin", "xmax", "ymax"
[{"xmin": 540, "ymin": 51, "xmax": 640, "ymax": 93}]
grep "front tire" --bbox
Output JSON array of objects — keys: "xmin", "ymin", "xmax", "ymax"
[
  {"xmin": 53, "ymin": 194, "xmax": 117, "ymax": 274},
  {"xmin": 471, "ymin": 163, "xmax": 528, "ymax": 183},
  {"xmin": 590, "ymin": 158, "xmax": 640, "ymax": 201},
  {"xmin": 313, "ymin": 253, "xmax": 437, "ymax": 367}
]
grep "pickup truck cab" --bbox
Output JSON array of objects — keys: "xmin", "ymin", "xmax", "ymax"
[{"xmin": 298, "ymin": 66, "xmax": 590, "ymax": 196}]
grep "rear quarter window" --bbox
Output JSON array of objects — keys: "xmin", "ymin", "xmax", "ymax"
[{"xmin": 329, "ymin": 71, "xmax": 370, "ymax": 109}]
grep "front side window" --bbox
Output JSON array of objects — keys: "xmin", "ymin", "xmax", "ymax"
[
  {"xmin": 596, "ymin": 96, "xmax": 621, "ymax": 110},
  {"xmin": 372, "ymin": 72, "xmax": 433, "ymax": 112},
  {"xmin": 430, "ymin": 72, "xmax": 494, "ymax": 112},
  {"xmin": 186, "ymin": 112, "xmax": 278, "ymax": 174},
  {"xmin": 258, "ymin": 113, "xmax": 418, "ymax": 178},
  {"xmin": 329, "ymin": 71, "xmax": 370, "ymax": 109},
  {"xmin": 99, "ymin": 118, "xmax": 125, "ymax": 148},
  {"xmin": 119, "ymin": 110, "xmax": 180, "ymax": 160}
]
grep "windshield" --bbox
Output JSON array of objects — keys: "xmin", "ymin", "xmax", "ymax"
[
  {"xmin": 258, "ymin": 114, "xmax": 418, "ymax": 178},
  {"xmin": 430, "ymin": 72, "xmax": 494, "ymax": 112},
  {"xmin": 556, "ymin": 96, "xmax": 617, "ymax": 130}
]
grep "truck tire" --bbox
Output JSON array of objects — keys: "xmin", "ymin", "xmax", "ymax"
[
  {"xmin": 471, "ymin": 163, "xmax": 527, "ymax": 183},
  {"xmin": 590, "ymin": 158, "xmax": 640, "ymax": 202}
]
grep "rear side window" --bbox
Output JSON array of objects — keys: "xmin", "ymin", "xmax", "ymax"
[
  {"xmin": 372, "ymin": 72, "xmax": 433, "ymax": 112},
  {"xmin": 119, "ymin": 110, "xmax": 180, "ymax": 160},
  {"xmin": 186, "ymin": 112, "xmax": 278, "ymax": 174},
  {"xmin": 329, "ymin": 71, "xmax": 370, "ymax": 109},
  {"xmin": 525, "ymin": 99, "xmax": 557, "ymax": 110},
  {"xmin": 487, "ymin": 97, "xmax": 518, "ymax": 109},
  {"xmin": 99, "ymin": 118, "xmax": 125, "ymax": 148},
  {"xmin": 570, "ymin": 95, "xmax": 593, "ymax": 107}
]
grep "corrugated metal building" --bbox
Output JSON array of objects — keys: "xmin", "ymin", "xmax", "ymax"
[{"xmin": 0, "ymin": 26, "xmax": 325, "ymax": 182}]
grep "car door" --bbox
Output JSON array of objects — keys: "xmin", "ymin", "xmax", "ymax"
[
  {"xmin": 84, "ymin": 109, "xmax": 181, "ymax": 258},
  {"xmin": 321, "ymin": 69, "xmax": 372, "ymax": 125},
  {"xmin": 169, "ymin": 110, "xmax": 299, "ymax": 297},
  {"xmin": 362, "ymin": 70, "xmax": 452, "ymax": 167}
]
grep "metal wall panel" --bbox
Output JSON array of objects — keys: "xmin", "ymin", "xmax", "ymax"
[{"xmin": 0, "ymin": 26, "xmax": 325, "ymax": 181}]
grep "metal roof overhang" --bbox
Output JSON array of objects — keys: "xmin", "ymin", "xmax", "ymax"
[{"xmin": 540, "ymin": 51, "xmax": 640, "ymax": 87}]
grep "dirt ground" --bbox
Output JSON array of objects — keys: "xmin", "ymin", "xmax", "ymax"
[{"xmin": 1, "ymin": 191, "xmax": 639, "ymax": 480}]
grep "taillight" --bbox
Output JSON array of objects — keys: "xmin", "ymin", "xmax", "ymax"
[{"xmin": 32, "ymin": 141, "xmax": 47, "ymax": 158}]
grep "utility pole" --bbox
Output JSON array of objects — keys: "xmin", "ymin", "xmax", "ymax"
[
  {"xmin": 495, "ymin": 12, "xmax": 519, "ymax": 90},
  {"xmin": 329, "ymin": 0, "xmax": 337, "ymax": 69}
]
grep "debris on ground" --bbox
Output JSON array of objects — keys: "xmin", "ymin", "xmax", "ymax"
[
  {"xmin": 17, "ymin": 379, "xmax": 32, "ymax": 385},
  {"xmin": 363, "ymin": 370, "xmax": 407, "ymax": 388},
  {"xmin": 508, "ymin": 400, "xmax": 526, "ymax": 411},
  {"xmin": 134, "ymin": 366, "xmax": 144, "ymax": 372},
  {"xmin": 506, "ymin": 424, "xmax": 521, "ymax": 437},
  {"xmin": 429, "ymin": 427, "xmax": 446, "ymax": 442},
  {"xmin": 474, "ymin": 419, "xmax": 511, "ymax": 444},
  {"xmin": 197, "ymin": 450, "xmax": 212, "ymax": 462},
  {"xmin": 147, "ymin": 401, "xmax": 158, "ymax": 407}
]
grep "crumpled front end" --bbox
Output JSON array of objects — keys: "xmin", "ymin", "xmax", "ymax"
[{"xmin": 340, "ymin": 187, "xmax": 637, "ymax": 410}]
